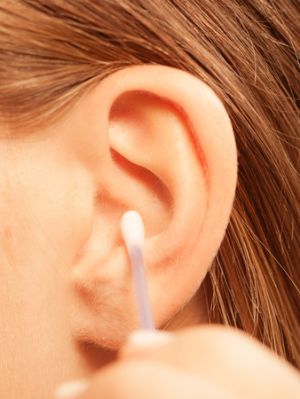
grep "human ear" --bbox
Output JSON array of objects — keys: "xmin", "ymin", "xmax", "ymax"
[{"xmin": 66, "ymin": 65, "xmax": 237, "ymax": 349}]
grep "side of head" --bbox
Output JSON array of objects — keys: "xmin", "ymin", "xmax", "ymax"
[{"xmin": 0, "ymin": 2, "xmax": 299, "ymax": 396}]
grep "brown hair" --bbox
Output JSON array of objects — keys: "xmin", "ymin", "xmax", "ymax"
[{"xmin": 0, "ymin": 1, "xmax": 299, "ymax": 367}]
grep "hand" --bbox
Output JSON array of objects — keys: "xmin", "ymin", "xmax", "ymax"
[{"xmin": 57, "ymin": 325, "xmax": 300, "ymax": 399}]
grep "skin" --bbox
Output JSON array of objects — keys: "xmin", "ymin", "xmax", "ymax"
[
  {"xmin": 77, "ymin": 326, "xmax": 300, "ymax": 399},
  {"xmin": 0, "ymin": 65, "xmax": 298, "ymax": 398}
]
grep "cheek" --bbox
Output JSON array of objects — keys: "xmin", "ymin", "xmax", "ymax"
[
  {"xmin": 0, "ymin": 156, "xmax": 96, "ymax": 391},
  {"xmin": 27, "ymin": 165, "xmax": 93, "ymax": 261},
  {"xmin": 1, "ymin": 151, "xmax": 94, "ymax": 273}
]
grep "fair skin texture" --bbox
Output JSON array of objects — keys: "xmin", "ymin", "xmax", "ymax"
[
  {"xmin": 0, "ymin": 65, "xmax": 299, "ymax": 398},
  {"xmin": 76, "ymin": 327, "xmax": 300, "ymax": 399}
]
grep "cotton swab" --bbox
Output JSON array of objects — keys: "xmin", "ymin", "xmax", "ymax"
[{"xmin": 120, "ymin": 210, "xmax": 155, "ymax": 330}]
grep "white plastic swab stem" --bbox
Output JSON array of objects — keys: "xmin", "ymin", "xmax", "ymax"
[{"xmin": 121, "ymin": 210, "xmax": 155, "ymax": 330}]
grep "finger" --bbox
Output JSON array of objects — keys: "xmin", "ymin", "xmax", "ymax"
[
  {"xmin": 77, "ymin": 359, "xmax": 235, "ymax": 399},
  {"xmin": 120, "ymin": 325, "xmax": 300, "ymax": 399}
]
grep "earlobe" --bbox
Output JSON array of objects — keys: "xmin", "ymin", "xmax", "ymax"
[{"xmin": 69, "ymin": 65, "xmax": 237, "ymax": 349}]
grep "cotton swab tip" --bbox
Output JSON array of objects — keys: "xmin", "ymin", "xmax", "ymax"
[{"xmin": 121, "ymin": 210, "xmax": 145, "ymax": 249}]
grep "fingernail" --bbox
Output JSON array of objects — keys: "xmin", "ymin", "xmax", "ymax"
[
  {"xmin": 54, "ymin": 379, "xmax": 89, "ymax": 399},
  {"xmin": 126, "ymin": 329, "xmax": 173, "ymax": 349}
]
